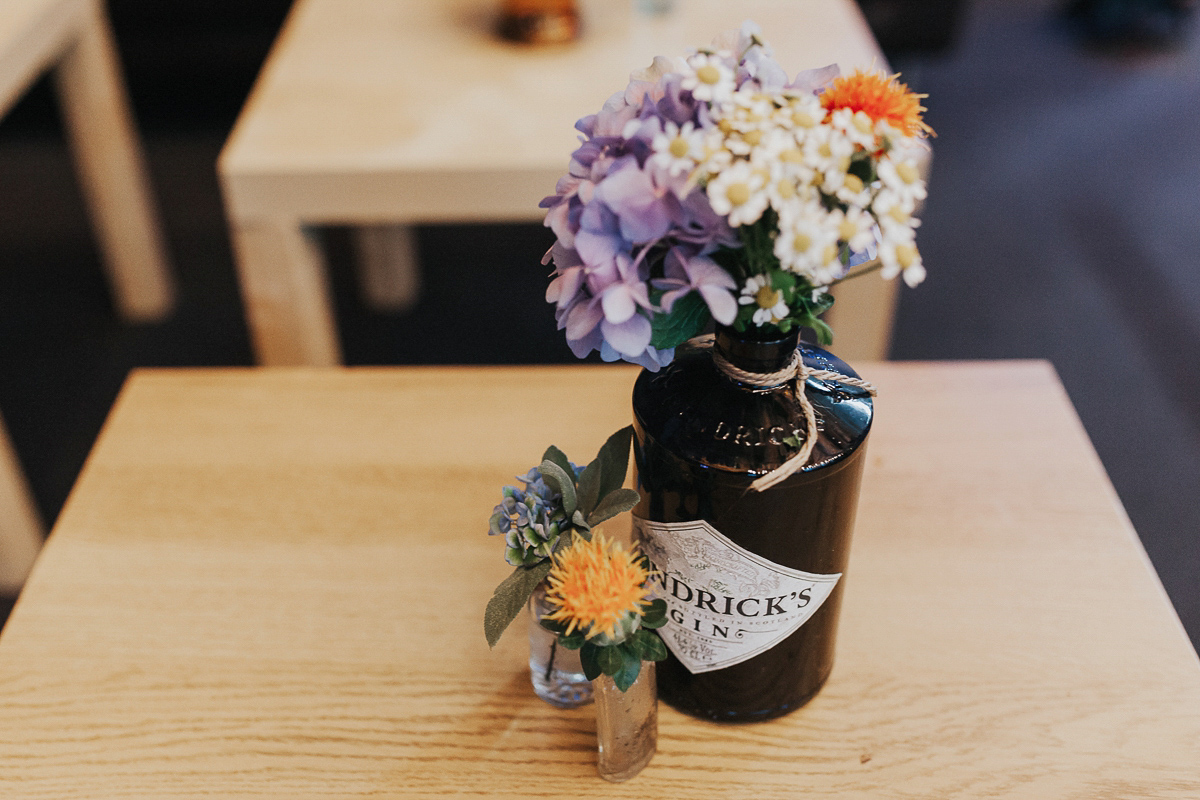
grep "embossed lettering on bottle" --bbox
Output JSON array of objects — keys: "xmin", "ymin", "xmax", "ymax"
[{"xmin": 632, "ymin": 517, "xmax": 841, "ymax": 674}]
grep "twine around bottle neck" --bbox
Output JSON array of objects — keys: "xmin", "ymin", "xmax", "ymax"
[{"xmin": 709, "ymin": 338, "xmax": 877, "ymax": 492}]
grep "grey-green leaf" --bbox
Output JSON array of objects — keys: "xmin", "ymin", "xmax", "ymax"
[
  {"xmin": 538, "ymin": 459, "xmax": 577, "ymax": 516},
  {"xmin": 586, "ymin": 488, "xmax": 640, "ymax": 528},
  {"xmin": 483, "ymin": 560, "xmax": 552, "ymax": 648},
  {"xmin": 541, "ymin": 445, "xmax": 573, "ymax": 479},
  {"xmin": 575, "ymin": 460, "xmax": 602, "ymax": 518},
  {"xmin": 594, "ymin": 426, "xmax": 634, "ymax": 502}
]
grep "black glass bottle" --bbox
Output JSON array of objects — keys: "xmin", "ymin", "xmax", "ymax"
[{"xmin": 631, "ymin": 325, "xmax": 873, "ymax": 722}]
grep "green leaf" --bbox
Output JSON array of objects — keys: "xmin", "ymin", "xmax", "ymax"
[
  {"xmin": 594, "ymin": 426, "xmax": 634, "ymax": 502},
  {"xmin": 558, "ymin": 631, "xmax": 586, "ymax": 650},
  {"xmin": 636, "ymin": 629, "xmax": 668, "ymax": 661},
  {"xmin": 809, "ymin": 316, "xmax": 834, "ymax": 345},
  {"xmin": 484, "ymin": 560, "xmax": 553, "ymax": 648},
  {"xmin": 650, "ymin": 291, "xmax": 711, "ymax": 350},
  {"xmin": 575, "ymin": 460, "xmax": 602, "ymax": 519},
  {"xmin": 538, "ymin": 459, "xmax": 577, "ymax": 516},
  {"xmin": 640, "ymin": 598, "xmax": 667, "ymax": 629},
  {"xmin": 597, "ymin": 644, "xmax": 624, "ymax": 677},
  {"xmin": 586, "ymin": 488, "xmax": 640, "ymax": 528},
  {"xmin": 541, "ymin": 445, "xmax": 573, "ymax": 479},
  {"xmin": 580, "ymin": 642, "xmax": 603, "ymax": 681},
  {"xmin": 612, "ymin": 648, "xmax": 644, "ymax": 691}
]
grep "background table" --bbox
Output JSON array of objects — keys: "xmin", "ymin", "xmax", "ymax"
[
  {"xmin": 0, "ymin": 362, "xmax": 1197, "ymax": 797},
  {"xmin": 219, "ymin": 0, "xmax": 903, "ymax": 366},
  {"xmin": 0, "ymin": 0, "xmax": 175, "ymax": 594}
]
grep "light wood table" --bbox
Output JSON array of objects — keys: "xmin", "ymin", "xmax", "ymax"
[
  {"xmin": 0, "ymin": 0, "xmax": 173, "ymax": 321},
  {"xmin": 219, "ymin": 0, "xmax": 900, "ymax": 366},
  {"xmin": 0, "ymin": 0, "xmax": 174, "ymax": 592},
  {"xmin": 0, "ymin": 362, "xmax": 1197, "ymax": 797}
]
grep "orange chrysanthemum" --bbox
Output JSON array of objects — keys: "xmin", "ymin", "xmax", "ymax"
[
  {"xmin": 542, "ymin": 533, "xmax": 652, "ymax": 640},
  {"xmin": 820, "ymin": 69, "xmax": 934, "ymax": 138}
]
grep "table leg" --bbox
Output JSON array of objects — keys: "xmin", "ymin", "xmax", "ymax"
[
  {"xmin": 352, "ymin": 225, "xmax": 421, "ymax": 312},
  {"xmin": 0, "ymin": 415, "xmax": 42, "ymax": 595},
  {"xmin": 53, "ymin": 0, "xmax": 174, "ymax": 322},
  {"xmin": 229, "ymin": 217, "xmax": 341, "ymax": 366},
  {"xmin": 823, "ymin": 272, "xmax": 899, "ymax": 363}
]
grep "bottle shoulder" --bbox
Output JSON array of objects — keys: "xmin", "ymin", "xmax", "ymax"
[{"xmin": 632, "ymin": 337, "xmax": 873, "ymax": 475}]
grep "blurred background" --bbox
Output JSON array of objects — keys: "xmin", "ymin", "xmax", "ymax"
[{"xmin": 0, "ymin": 0, "xmax": 1196, "ymax": 649}]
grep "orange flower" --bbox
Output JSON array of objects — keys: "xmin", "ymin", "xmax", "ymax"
[
  {"xmin": 542, "ymin": 532, "xmax": 652, "ymax": 640},
  {"xmin": 820, "ymin": 69, "xmax": 934, "ymax": 138}
]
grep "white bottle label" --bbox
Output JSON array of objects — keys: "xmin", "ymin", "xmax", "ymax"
[{"xmin": 632, "ymin": 516, "xmax": 841, "ymax": 674}]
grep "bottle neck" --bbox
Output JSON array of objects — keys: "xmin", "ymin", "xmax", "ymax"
[{"xmin": 713, "ymin": 325, "xmax": 801, "ymax": 384}]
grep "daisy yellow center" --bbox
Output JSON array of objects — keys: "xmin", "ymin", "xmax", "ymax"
[
  {"xmin": 756, "ymin": 286, "xmax": 782, "ymax": 309},
  {"xmin": 669, "ymin": 137, "xmax": 691, "ymax": 158},
  {"xmin": 852, "ymin": 110, "xmax": 874, "ymax": 134},
  {"xmin": 838, "ymin": 218, "xmax": 858, "ymax": 242},
  {"xmin": 742, "ymin": 130, "xmax": 762, "ymax": 146},
  {"xmin": 822, "ymin": 243, "xmax": 839, "ymax": 265},
  {"xmin": 792, "ymin": 110, "xmax": 816, "ymax": 128},
  {"xmin": 780, "ymin": 148, "xmax": 804, "ymax": 164},
  {"xmin": 817, "ymin": 143, "xmax": 833, "ymax": 159},
  {"xmin": 792, "ymin": 232, "xmax": 812, "ymax": 252},
  {"xmin": 888, "ymin": 206, "xmax": 909, "ymax": 224},
  {"xmin": 775, "ymin": 179, "xmax": 795, "ymax": 199},
  {"xmin": 896, "ymin": 162, "xmax": 920, "ymax": 184},
  {"xmin": 542, "ymin": 533, "xmax": 652, "ymax": 640},
  {"xmin": 843, "ymin": 174, "xmax": 864, "ymax": 194},
  {"xmin": 895, "ymin": 244, "xmax": 917, "ymax": 269},
  {"xmin": 696, "ymin": 65, "xmax": 722, "ymax": 85},
  {"xmin": 725, "ymin": 182, "xmax": 751, "ymax": 206}
]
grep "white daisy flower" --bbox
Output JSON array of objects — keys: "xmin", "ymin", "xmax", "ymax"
[
  {"xmin": 876, "ymin": 156, "xmax": 927, "ymax": 205},
  {"xmin": 738, "ymin": 275, "xmax": 790, "ymax": 326},
  {"xmin": 830, "ymin": 108, "xmax": 878, "ymax": 150},
  {"xmin": 832, "ymin": 206, "xmax": 877, "ymax": 253},
  {"xmin": 706, "ymin": 160, "xmax": 769, "ymax": 227},
  {"xmin": 681, "ymin": 53, "xmax": 736, "ymax": 103},
  {"xmin": 804, "ymin": 125, "xmax": 855, "ymax": 190},
  {"xmin": 877, "ymin": 225, "xmax": 925, "ymax": 287},
  {"xmin": 774, "ymin": 201, "xmax": 841, "ymax": 283},
  {"xmin": 650, "ymin": 120, "xmax": 706, "ymax": 176},
  {"xmin": 776, "ymin": 93, "xmax": 825, "ymax": 132},
  {"xmin": 697, "ymin": 128, "xmax": 734, "ymax": 174},
  {"xmin": 833, "ymin": 167, "xmax": 873, "ymax": 208},
  {"xmin": 872, "ymin": 188, "xmax": 918, "ymax": 230}
]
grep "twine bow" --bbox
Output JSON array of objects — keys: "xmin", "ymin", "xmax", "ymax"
[{"xmin": 709, "ymin": 341, "xmax": 876, "ymax": 492}]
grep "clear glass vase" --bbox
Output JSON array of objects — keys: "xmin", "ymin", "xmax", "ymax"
[
  {"xmin": 527, "ymin": 581, "xmax": 592, "ymax": 708},
  {"xmin": 594, "ymin": 661, "xmax": 657, "ymax": 782}
]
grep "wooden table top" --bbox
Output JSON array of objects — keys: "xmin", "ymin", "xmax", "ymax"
[
  {"xmin": 218, "ymin": 0, "xmax": 885, "ymax": 222},
  {"xmin": 1, "ymin": 363, "xmax": 1197, "ymax": 798}
]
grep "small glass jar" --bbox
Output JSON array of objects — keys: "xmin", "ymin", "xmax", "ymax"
[
  {"xmin": 527, "ymin": 581, "xmax": 592, "ymax": 708},
  {"xmin": 594, "ymin": 661, "xmax": 658, "ymax": 782}
]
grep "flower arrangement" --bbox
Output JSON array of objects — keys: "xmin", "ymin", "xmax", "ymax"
[
  {"xmin": 540, "ymin": 533, "xmax": 668, "ymax": 691},
  {"xmin": 484, "ymin": 428, "xmax": 641, "ymax": 648},
  {"xmin": 541, "ymin": 23, "xmax": 932, "ymax": 370}
]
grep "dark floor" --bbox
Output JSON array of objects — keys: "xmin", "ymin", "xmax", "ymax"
[{"xmin": 1, "ymin": 0, "xmax": 1197, "ymax": 650}]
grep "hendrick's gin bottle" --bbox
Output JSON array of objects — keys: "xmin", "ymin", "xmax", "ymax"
[{"xmin": 631, "ymin": 326, "xmax": 872, "ymax": 722}]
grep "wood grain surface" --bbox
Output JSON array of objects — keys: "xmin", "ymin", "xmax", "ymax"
[{"xmin": 0, "ymin": 363, "xmax": 1197, "ymax": 798}]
